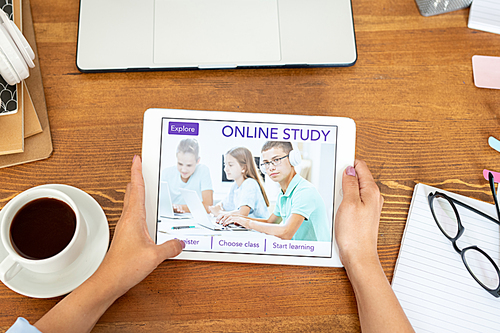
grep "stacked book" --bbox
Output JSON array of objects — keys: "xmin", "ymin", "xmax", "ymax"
[{"xmin": 0, "ymin": 0, "xmax": 52, "ymax": 168}]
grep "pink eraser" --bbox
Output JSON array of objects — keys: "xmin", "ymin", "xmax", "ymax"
[
  {"xmin": 473, "ymin": 56, "xmax": 500, "ymax": 90},
  {"xmin": 483, "ymin": 169, "xmax": 500, "ymax": 183}
]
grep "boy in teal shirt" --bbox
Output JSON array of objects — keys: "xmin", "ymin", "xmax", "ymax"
[{"xmin": 217, "ymin": 141, "xmax": 330, "ymax": 242}]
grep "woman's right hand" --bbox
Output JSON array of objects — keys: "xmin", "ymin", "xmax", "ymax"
[
  {"xmin": 334, "ymin": 159, "xmax": 384, "ymax": 269},
  {"xmin": 335, "ymin": 160, "xmax": 415, "ymax": 332}
]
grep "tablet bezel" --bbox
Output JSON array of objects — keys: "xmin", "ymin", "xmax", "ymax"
[{"xmin": 142, "ymin": 108, "xmax": 355, "ymax": 267}]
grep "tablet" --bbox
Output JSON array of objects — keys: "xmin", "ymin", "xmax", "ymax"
[{"xmin": 142, "ymin": 108, "xmax": 355, "ymax": 267}]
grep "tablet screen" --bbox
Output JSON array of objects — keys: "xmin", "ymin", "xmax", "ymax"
[{"xmin": 155, "ymin": 116, "xmax": 338, "ymax": 260}]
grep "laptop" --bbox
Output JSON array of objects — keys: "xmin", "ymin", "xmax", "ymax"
[
  {"xmin": 77, "ymin": 0, "xmax": 357, "ymax": 72},
  {"xmin": 158, "ymin": 181, "xmax": 191, "ymax": 219},
  {"xmin": 179, "ymin": 188, "xmax": 247, "ymax": 231}
]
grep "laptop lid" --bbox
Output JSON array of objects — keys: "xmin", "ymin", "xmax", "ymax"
[
  {"xmin": 77, "ymin": 0, "xmax": 357, "ymax": 72},
  {"xmin": 158, "ymin": 181, "xmax": 174, "ymax": 218},
  {"xmin": 179, "ymin": 188, "xmax": 218, "ymax": 230}
]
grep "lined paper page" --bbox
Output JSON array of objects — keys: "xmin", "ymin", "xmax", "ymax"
[
  {"xmin": 392, "ymin": 183, "xmax": 500, "ymax": 333},
  {"xmin": 468, "ymin": 0, "xmax": 500, "ymax": 35}
]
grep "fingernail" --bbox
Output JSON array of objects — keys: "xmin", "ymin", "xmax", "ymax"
[
  {"xmin": 133, "ymin": 155, "xmax": 137, "ymax": 163},
  {"xmin": 346, "ymin": 166, "xmax": 356, "ymax": 177},
  {"xmin": 179, "ymin": 240, "xmax": 186, "ymax": 250}
]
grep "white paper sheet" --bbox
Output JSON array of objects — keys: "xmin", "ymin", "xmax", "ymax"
[{"xmin": 392, "ymin": 183, "xmax": 500, "ymax": 333}]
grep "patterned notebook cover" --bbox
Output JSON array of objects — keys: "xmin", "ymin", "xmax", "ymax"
[{"xmin": 0, "ymin": 0, "xmax": 17, "ymax": 115}]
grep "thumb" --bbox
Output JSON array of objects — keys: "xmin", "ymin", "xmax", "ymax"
[
  {"xmin": 342, "ymin": 165, "xmax": 360, "ymax": 203},
  {"xmin": 157, "ymin": 239, "xmax": 185, "ymax": 261}
]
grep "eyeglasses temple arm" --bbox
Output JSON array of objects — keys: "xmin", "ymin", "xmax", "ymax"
[
  {"xmin": 488, "ymin": 172, "xmax": 500, "ymax": 222},
  {"xmin": 451, "ymin": 198, "xmax": 500, "ymax": 225}
]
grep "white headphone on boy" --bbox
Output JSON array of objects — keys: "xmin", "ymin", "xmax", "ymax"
[
  {"xmin": 260, "ymin": 148, "xmax": 302, "ymax": 175},
  {"xmin": 0, "ymin": 8, "xmax": 35, "ymax": 85}
]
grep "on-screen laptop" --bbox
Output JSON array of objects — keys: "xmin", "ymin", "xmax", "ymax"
[
  {"xmin": 77, "ymin": 0, "xmax": 357, "ymax": 72},
  {"xmin": 158, "ymin": 181, "xmax": 191, "ymax": 219},
  {"xmin": 179, "ymin": 188, "xmax": 247, "ymax": 231}
]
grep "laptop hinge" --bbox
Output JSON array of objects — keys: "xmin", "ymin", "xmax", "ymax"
[{"xmin": 198, "ymin": 64, "xmax": 237, "ymax": 69}]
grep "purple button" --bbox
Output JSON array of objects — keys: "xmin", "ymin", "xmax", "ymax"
[{"xmin": 168, "ymin": 122, "xmax": 199, "ymax": 136}]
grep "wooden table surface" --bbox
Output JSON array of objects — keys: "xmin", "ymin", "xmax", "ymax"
[{"xmin": 1, "ymin": 0, "xmax": 499, "ymax": 331}]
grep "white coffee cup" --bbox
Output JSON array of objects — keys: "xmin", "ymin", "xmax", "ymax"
[{"xmin": 0, "ymin": 187, "xmax": 88, "ymax": 282}]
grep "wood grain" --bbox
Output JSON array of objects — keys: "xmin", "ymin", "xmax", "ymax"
[{"xmin": 1, "ymin": 0, "xmax": 499, "ymax": 331}]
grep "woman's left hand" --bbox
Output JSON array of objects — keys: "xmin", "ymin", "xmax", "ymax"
[
  {"xmin": 94, "ymin": 156, "xmax": 185, "ymax": 297},
  {"xmin": 33, "ymin": 156, "xmax": 185, "ymax": 333}
]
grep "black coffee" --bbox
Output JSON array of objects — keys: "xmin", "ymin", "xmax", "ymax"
[{"xmin": 10, "ymin": 198, "xmax": 77, "ymax": 260}]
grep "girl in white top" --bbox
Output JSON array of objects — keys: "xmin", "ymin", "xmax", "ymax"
[{"xmin": 209, "ymin": 147, "xmax": 269, "ymax": 219}]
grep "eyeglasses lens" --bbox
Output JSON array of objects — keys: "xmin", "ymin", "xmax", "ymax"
[
  {"xmin": 463, "ymin": 248, "xmax": 500, "ymax": 290},
  {"xmin": 433, "ymin": 196, "xmax": 460, "ymax": 238}
]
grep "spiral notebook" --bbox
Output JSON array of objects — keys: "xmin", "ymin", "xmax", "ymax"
[{"xmin": 392, "ymin": 183, "xmax": 500, "ymax": 333}]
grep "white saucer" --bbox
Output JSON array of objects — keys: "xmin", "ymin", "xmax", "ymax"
[{"xmin": 0, "ymin": 184, "xmax": 109, "ymax": 298}]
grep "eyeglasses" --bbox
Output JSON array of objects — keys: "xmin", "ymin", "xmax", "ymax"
[
  {"xmin": 428, "ymin": 172, "xmax": 500, "ymax": 297},
  {"xmin": 260, "ymin": 155, "xmax": 289, "ymax": 169}
]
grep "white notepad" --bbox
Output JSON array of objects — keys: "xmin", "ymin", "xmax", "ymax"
[
  {"xmin": 468, "ymin": 0, "xmax": 500, "ymax": 35},
  {"xmin": 392, "ymin": 183, "xmax": 500, "ymax": 333}
]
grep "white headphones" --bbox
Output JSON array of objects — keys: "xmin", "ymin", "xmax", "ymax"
[
  {"xmin": 0, "ymin": 8, "xmax": 35, "ymax": 85},
  {"xmin": 260, "ymin": 148, "xmax": 302, "ymax": 175}
]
